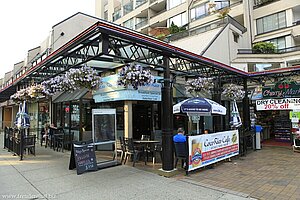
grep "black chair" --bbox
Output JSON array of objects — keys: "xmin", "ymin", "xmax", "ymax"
[
  {"xmin": 174, "ymin": 142, "xmax": 188, "ymax": 169},
  {"xmin": 62, "ymin": 132, "xmax": 74, "ymax": 151},
  {"xmin": 153, "ymin": 143, "xmax": 162, "ymax": 164},
  {"xmin": 23, "ymin": 135, "xmax": 36, "ymax": 156},
  {"xmin": 123, "ymin": 138, "xmax": 143, "ymax": 167}
]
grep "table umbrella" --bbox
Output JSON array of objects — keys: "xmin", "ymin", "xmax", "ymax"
[
  {"xmin": 15, "ymin": 103, "xmax": 23, "ymax": 128},
  {"xmin": 21, "ymin": 101, "xmax": 30, "ymax": 128},
  {"xmin": 230, "ymin": 100, "xmax": 242, "ymax": 128},
  {"xmin": 173, "ymin": 97, "xmax": 226, "ymax": 134},
  {"xmin": 173, "ymin": 97, "xmax": 226, "ymax": 116}
]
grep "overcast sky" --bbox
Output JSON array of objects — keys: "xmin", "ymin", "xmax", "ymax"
[{"xmin": 0, "ymin": 0, "xmax": 95, "ymax": 78}]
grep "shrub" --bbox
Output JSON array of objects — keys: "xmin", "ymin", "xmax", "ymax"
[{"xmin": 253, "ymin": 42, "xmax": 276, "ymax": 53}]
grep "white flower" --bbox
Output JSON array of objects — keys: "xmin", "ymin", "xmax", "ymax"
[
  {"xmin": 117, "ymin": 63, "xmax": 153, "ymax": 90},
  {"xmin": 222, "ymin": 84, "xmax": 245, "ymax": 100}
]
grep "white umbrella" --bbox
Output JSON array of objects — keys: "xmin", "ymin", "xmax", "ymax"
[
  {"xmin": 21, "ymin": 101, "xmax": 30, "ymax": 128},
  {"xmin": 173, "ymin": 97, "xmax": 226, "ymax": 134},
  {"xmin": 230, "ymin": 100, "xmax": 242, "ymax": 128},
  {"xmin": 173, "ymin": 97, "xmax": 226, "ymax": 116},
  {"xmin": 15, "ymin": 103, "xmax": 22, "ymax": 128}
]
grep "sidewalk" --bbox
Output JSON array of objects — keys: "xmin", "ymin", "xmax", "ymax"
[{"xmin": 0, "ymin": 133, "xmax": 254, "ymax": 200}]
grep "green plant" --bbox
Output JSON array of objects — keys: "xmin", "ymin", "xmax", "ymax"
[
  {"xmin": 217, "ymin": 7, "xmax": 230, "ymax": 19},
  {"xmin": 168, "ymin": 22, "xmax": 186, "ymax": 34},
  {"xmin": 156, "ymin": 33, "xmax": 166, "ymax": 40},
  {"xmin": 253, "ymin": 42, "xmax": 276, "ymax": 53}
]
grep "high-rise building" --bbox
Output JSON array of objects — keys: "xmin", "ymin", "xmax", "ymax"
[{"xmin": 95, "ymin": 0, "xmax": 300, "ymax": 73}]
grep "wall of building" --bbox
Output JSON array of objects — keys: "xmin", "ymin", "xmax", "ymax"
[
  {"xmin": 51, "ymin": 13, "xmax": 99, "ymax": 52},
  {"xmin": 170, "ymin": 27, "xmax": 223, "ymax": 55}
]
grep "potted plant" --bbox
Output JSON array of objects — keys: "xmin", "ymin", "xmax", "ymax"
[
  {"xmin": 117, "ymin": 63, "xmax": 153, "ymax": 90},
  {"xmin": 253, "ymin": 42, "xmax": 276, "ymax": 53},
  {"xmin": 186, "ymin": 77, "xmax": 214, "ymax": 94},
  {"xmin": 222, "ymin": 83, "xmax": 245, "ymax": 101}
]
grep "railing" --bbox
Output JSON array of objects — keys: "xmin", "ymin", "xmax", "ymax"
[
  {"xmin": 123, "ymin": 1, "xmax": 133, "ymax": 15},
  {"xmin": 238, "ymin": 45, "xmax": 300, "ymax": 54},
  {"xmin": 253, "ymin": 0, "xmax": 280, "ymax": 9},
  {"xmin": 135, "ymin": 19, "xmax": 148, "ymax": 29},
  {"xmin": 113, "ymin": 10, "xmax": 122, "ymax": 21},
  {"xmin": 149, "ymin": 0, "xmax": 157, "ymax": 4},
  {"xmin": 136, "ymin": 0, "xmax": 147, "ymax": 8}
]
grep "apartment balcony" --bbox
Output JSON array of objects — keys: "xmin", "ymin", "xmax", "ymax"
[
  {"xmin": 253, "ymin": 0, "xmax": 280, "ymax": 9},
  {"xmin": 136, "ymin": 0, "xmax": 147, "ymax": 8},
  {"xmin": 123, "ymin": 1, "xmax": 134, "ymax": 15},
  {"xmin": 236, "ymin": 45, "xmax": 300, "ymax": 70},
  {"xmin": 135, "ymin": 19, "xmax": 148, "ymax": 29},
  {"xmin": 166, "ymin": 15, "xmax": 245, "ymax": 42},
  {"xmin": 113, "ymin": 9, "xmax": 122, "ymax": 21}
]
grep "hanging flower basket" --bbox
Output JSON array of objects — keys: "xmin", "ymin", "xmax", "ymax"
[
  {"xmin": 186, "ymin": 77, "xmax": 214, "ymax": 94},
  {"xmin": 117, "ymin": 64, "xmax": 153, "ymax": 90},
  {"xmin": 41, "ymin": 65, "xmax": 102, "ymax": 96},
  {"xmin": 66, "ymin": 65, "xmax": 102, "ymax": 91},
  {"xmin": 11, "ymin": 84, "xmax": 46, "ymax": 102},
  {"xmin": 222, "ymin": 83, "xmax": 245, "ymax": 100}
]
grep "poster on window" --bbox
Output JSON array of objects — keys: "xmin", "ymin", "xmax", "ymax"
[{"xmin": 92, "ymin": 109, "xmax": 116, "ymax": 144}]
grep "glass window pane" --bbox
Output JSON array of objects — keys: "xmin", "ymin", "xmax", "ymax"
[
  {"xmin": 257, "ymin": 18, "xmax": 263, "ymax": 34},
  {"xmin": 278, "ymin": 11, "xmax": 286, "ymax": 28}
]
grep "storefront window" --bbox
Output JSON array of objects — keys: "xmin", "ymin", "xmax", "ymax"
[
  {"xmin": 71, "ymin": 103, "xmax": 80, "ymax": 129},
  {"xmin": 63, "ymin": 102, "xmax": 70, "ymax": 128},
  {"xmin": 55, "ymin": 103, "xmax": 62, "ymax": 127}
]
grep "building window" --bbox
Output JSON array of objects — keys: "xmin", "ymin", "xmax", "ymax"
[
  {"xmin": 168, "ymin": 12, "xmax": 187, "ymax": 27},
  {"xmin": 268, "ymin": 37, "xmax": 286, "ymax": 50},
  {"xmin": 214, "ymin": 0, "xmax": 229, "ymax": 10},
  {"xmin": 191, "ymin": 3, "xmax": 209, "ymax": 21},
  {"xmin": 124, "ymin": 18, "xmax": 134, "ymax": 30},
  {"xmin": 256, "ymin": 11, "xmax": 286, "ymax": 34},
  {"xmin": 104, "ymin": 11, "xmax": 108, "ymax": 20},
  {"xmin": 233, "ymin": 32, "xmax": 239, "ymax": 43},
  {"xmin": 168, "ymin": 0, "xmax": 186, "ymax": 10}
]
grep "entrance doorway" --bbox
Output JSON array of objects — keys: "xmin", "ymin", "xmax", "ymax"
[{"xmin": 132, "ymin": 104, "xmax": 152, "ymax": 140}]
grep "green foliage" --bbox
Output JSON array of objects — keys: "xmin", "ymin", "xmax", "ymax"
[
  {"xmin": 156, "ymin": 33, "xmax": 166, "ymax": 40},
  {"xmin": 217, "ymin": 7, "xmax": 230, "ymax": 19},
  {"xmin": 253, "ymin": 42, "xmax": 276, "ymax": 53},
  {"xmin": 168, "ymin": 22, "xmax": 186, "ymax": 34}
]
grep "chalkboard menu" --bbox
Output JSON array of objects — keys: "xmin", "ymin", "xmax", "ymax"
[{"xmin": 69, "ymin": 141, "xmax": 97, "ymax": 175}]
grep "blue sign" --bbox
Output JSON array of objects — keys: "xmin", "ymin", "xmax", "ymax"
[{"xmin": 93, "ymin": 75, "xmax": 162, "ymax": 102}]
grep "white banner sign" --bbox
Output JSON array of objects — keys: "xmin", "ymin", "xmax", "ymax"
[
  {"xmin": 256, "ymin": 98, "xmax": 300, "ymax": 111},
  {"xmin": 188, "ymin": 130, "xmax": 239, "ymax": 172}
]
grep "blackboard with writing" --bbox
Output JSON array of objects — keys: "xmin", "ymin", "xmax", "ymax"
[{"xmin": 69, "ymin": 140, "xmax": 97, "ymax": 175}]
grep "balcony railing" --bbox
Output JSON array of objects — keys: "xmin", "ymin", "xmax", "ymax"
[
  {"xmin": 253, "ymin": 0, "xmax": 279, "ymax": 9},
  {"xmin": 123, "ymin": 1, "xmax": 133, "ymax": 15},
  {"xmin": 136, "ymin": 0, "xmax": 147, "ymax": 8},
  {"xmin": 135, "ymin": 19, "xmax": 148, "ymax": 29},
  {"xmin": 113, "ymin": 10, "xmax": 122, "ymax": 21},
  {"xmin": 238, "ymin": 45, "xmax": 300, "ymax": 54}
]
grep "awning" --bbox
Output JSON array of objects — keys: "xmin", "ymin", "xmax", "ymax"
[{"xmin": 53, "ymin": 88, "xmax": 89, "ymax": 103}]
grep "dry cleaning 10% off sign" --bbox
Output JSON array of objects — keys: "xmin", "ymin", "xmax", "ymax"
[{"xmin": 256, "ymin": 98, "xmax": 300, "ymax": 111}]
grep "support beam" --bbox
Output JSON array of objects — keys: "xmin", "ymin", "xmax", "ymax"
[{"xmin": 161, "ymin": 56, "xmax": 174, "ymax": 171}]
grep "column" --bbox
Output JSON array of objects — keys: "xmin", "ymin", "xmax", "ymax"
[
  {"xmin": 124, "ymin": 101, "xmax": 133, "ymax": 138},
  {"xmin": 161, "ymin": 56, "xmax": 174, "ymax": 171}
]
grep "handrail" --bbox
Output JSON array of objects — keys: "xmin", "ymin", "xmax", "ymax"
[{"xmin": 238, "ymin": 45, "xmax": 300, "ymax": 54}]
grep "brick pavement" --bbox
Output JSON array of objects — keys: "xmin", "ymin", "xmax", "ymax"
[{"xmin": 173, "ymin": 146, "xmax": 300, "ymax": 200}]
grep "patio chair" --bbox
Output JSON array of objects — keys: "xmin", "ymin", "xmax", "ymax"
[
  {"xmin": 113, "ymin": 137, "xmax": 125, "ymax": 163},
  {"xmin": 123, "ymin": 138, "xmax": 143, "ymax": 167},
  {"xmin": 174, "ymin": 142, "xmax": 188, "ymax": 169},
  {"xmin": 23, "ymin": 135, "xmax": 36, "ymax": 156}
]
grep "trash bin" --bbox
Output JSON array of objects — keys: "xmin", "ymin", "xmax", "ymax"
[{"xmin": 255, "ymin": 125, "xmax": 263, "ymax": 150}]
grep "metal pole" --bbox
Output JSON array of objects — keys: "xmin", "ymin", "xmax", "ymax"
[{"xmin": 161, "ymin": 56, "xmax": 174, "ymax": 171}]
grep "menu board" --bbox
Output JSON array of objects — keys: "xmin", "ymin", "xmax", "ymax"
[{"xmin": 69, "ymin": 141, "xmax": 97, "ymax": 175}]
